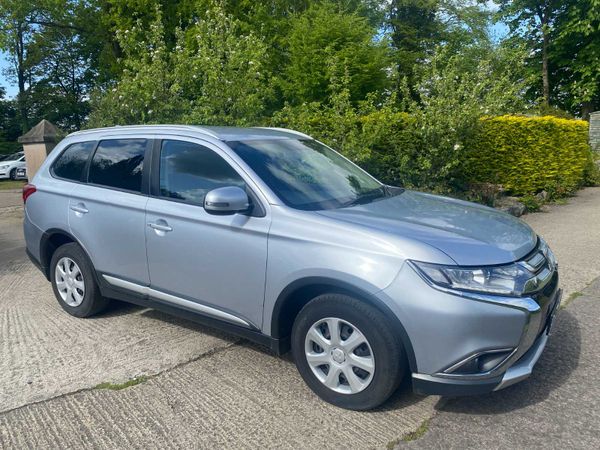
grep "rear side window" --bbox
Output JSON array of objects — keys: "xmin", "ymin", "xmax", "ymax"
[
  {"xmin": 88, "ymin": 139, "xmax": 146, "ymax": 192},
  {"xmin": 52, "ymin": 141, "xmax": 96, "ymax": 181},
  {"xmin": 159, "ymin": 140, "xmax": 245, "ymax": 205}
]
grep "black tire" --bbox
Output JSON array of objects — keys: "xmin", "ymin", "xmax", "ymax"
[
  {"xmin": 9, "ymin": 168, "xmax": 16, "ymax": 180},
  {"xmin": 292, "ymin": 293, "xmax": 406, "ymax": 410},
  {"xmin": 50, "ymin": 242, "xmax": 110, "ymax": 317}
]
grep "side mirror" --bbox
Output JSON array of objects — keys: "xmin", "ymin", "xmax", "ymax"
[{"xmin": 204, "ymin": 186, "xmax": 250, "ymax": 215}]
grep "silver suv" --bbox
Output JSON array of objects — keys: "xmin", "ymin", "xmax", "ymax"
[{"xmin": 23, "ymin": 125, "xmax": 561, "ymax": 410}]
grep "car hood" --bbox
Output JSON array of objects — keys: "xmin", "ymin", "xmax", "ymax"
[{"xmin": 316, "ymin": 190, "xmax": 537, "ymax": 266}]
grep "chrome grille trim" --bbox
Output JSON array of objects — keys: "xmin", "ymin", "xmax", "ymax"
[{"xmin": 522, "ymin": 251, "xmax": 546, "ymax": 273}]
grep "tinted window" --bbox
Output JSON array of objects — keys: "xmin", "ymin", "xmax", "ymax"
[
  {"xmin": 160, "ymin": 140, "xmax": 245, "ymax": 205},
  {"xmin": 2, "ymin": 152, "xmax": 23, "ymax": 161},
  {"xmin": 89, "ymin": 139, "xmax": 146, "ymax": 192},
  {"xmin": 52, "ymin": 142, "xmax": 96, "ymax": 181},
  {"xmin": 229, "ymin": 139, "xmax": 382, "ymax": 210}
]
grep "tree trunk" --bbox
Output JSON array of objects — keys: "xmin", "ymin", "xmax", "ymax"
[
  {"xmin": 581, "ymin": 101, "xmax": 594, "ymax": 121},
  {"xmin": 541, "ymin": 29, "xmax": 550, "ymax": 107},
  {"xmin": 15, "ymin": 25, "xmax": 29, "ymax": 132}
]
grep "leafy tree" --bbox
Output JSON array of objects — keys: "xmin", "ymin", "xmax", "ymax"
[
  {"xmin": 552, "ymin": 0, "xmax": 600, "ymax": 118},
  {"xmin": 0, "ymin": 86, "xmax": 20, "ymax": 153},
  {"xmin": 494, "ymin": 0, "xmax": 566, "ymax": 107},
  {"xmin": 0, "ymin": 0, "xmax": 102, "ymax": 131},
  {"xmin": 88, "ymin": 1, "xmax": 272, "ymax": 126},
  {"xmin": 388, "ymin": 0, "xmax": 442, "ymax": 88},
  {"xmin": 174, "ymin": 2, "xmax": 273, "ymax": 125},
  {"xmin": 407, "ymin": 43, "xmax": 530, "ymax": 189},
  {"xmin": 279, "ymin": 1, "xmax": 390, "ymax": 105}
]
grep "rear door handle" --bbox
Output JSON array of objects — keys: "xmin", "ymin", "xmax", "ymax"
[
  {"xmin": 70, "ymin": 204, "xmax": 89, "ymax": 214},
  {"xmin": 148, "ymin": 222, "xmax": 173, "ymax": 232}
]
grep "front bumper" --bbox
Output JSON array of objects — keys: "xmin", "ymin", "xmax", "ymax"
[
  {"xmin": 411, "ymin": 285, "xmax": 561, "ymax": 396},
  {"xmin": 378, "ymin": 251, "xmax": 560, "ymax": 396}
]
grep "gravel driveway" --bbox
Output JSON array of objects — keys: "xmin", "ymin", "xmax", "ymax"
[{"xmin": 1, "ymin": 188, "xmax": 600, "ymax": 448}]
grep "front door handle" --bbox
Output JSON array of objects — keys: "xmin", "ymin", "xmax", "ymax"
[
  {"xmin": 70, "ymin": 203, "xmax": 89, "ymax": 215},
  {"xmin": 148, "ymin": 222, "xmax": 173, "ymax": 232}
]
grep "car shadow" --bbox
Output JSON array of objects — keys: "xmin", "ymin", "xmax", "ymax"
[
  {"xmin": 138, "ymin": 307, "xmax": 241, "ymax": 343},
  {"xmin": 433, "ymin": 309, "xmax": 581, "ymax": 414},
  {"xmin": 94, "ymin": 301, "xmax": 581, "ymax": 415},
  {"xmin": 96, "ymin": 299, "xmax": 144, "ymax": 318}
]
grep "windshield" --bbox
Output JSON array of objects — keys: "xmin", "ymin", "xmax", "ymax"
[
  {"xmin": 1, "ymin": 152, "xmax": 23, "ymax": 161},
  {"xmin": 229, "ymin": 139, "xmax": 385, "ymax": 211}
]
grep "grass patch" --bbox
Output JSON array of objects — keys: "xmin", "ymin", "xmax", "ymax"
[
  {"xmin": 94, "ymin": 375, "xmax": 149, "ymax": 391},
  {"xmin": 402, "ymin": 418, "xmax": 430, "ymax": 442},
  {"xmin": 0, "ymin": 180, "xmax": 26, "ymax": 190},
  {"xmin": 561, "ymin": 291, "xmax": 583, "ymax": 309},
  {"xmin": 386, "ymin": 418, "xmax": 431, "ymax": 448}
]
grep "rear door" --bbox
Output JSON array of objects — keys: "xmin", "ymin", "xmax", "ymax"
[
  {"xmin": 144, "ymin": 138, "xmax": 270, "ymax": 329},
  {"xmin": 68, "ymin": 138, "xmax": 151, "ymax": 285}
]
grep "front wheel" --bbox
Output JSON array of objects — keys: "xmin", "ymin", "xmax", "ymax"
[
  {"xmin": 292, "ymin": 293, "xmax": 406, "ymax": 410},
  {"xmin": 9, "ymin": 168, "xmax": 16, "ymax": 180}
]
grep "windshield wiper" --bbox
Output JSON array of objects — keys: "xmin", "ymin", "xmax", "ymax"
[{"xmin": 340, "ymin": 186, "xmax": 387, "ymax": 208}]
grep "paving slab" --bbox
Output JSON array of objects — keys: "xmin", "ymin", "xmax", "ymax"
[
  {"xmin": 0, "ymin": 262, "xmax": 236, "ymax": 413},
  {"xmin": 0, "ymin": 343, "xmax": 437, "ymax": 449}
]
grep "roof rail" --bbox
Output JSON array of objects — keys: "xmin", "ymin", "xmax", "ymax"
[
  {"xmin": 256, "ymin": 127, "xmax": 311, "ymax": 139},
  {"xmin": 67, "ymin": 124, "xmax": 221, "ymax": 139}
]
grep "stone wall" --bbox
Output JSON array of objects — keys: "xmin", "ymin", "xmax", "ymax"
[{"xmin": 591, "ymin": 111, "xmax": 600, "ymax": 151}]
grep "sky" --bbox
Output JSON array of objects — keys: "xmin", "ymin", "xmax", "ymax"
[{"xmin": 0, "ymin": 51, "xmax": 16, "ymax": 98}]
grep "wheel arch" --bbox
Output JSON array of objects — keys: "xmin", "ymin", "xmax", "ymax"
[
  {"xmin": 270, "ymin": 276, "xmax": 417, "ymax": 372},
  {"xmin": 40, "ymin": 228, "xmax": 92, "ymax": 281}
]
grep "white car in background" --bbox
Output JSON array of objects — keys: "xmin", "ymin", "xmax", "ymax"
[{"xmin": 0, "ymin": 152, "xmax": 26, "ymax": 180}]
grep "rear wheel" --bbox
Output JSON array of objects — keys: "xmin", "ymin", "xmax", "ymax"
[
  {"xmin": 292, "ymin": 293, "xmax": 406, "ymax": 410},
  {"xmin": 50, "ymin": 243, "xmax": 109, "ymax": 317}
]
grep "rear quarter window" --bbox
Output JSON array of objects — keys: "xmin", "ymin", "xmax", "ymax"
[{"xmin": 52, "ymin": 141, "xmax": 96, "ymax": 181}]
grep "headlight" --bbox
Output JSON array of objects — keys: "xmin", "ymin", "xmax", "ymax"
[
  {"xmin": 411, "ymin": 260, "xmax": 534, "ymax": 296},
  {"xmin": 0, "ymin": 165, "xmax": 8, "ymax": 170}
]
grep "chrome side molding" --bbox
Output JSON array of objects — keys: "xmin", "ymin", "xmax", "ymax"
[{"xmin": 102, "ymin": 274, "xmax": 252, "ymax": 328}]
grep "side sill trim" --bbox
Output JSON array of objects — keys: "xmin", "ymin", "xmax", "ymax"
[{"xmin": 102, "ymin": 275, "xmax": 252, "ymax": 328}]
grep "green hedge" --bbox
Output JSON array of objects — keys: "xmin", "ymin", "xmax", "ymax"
[
  {"xmin": 465, "ymin": 115, "xmax": 592, "ymax": 196},
  {"xmin": 275, "ymin": 105, "xmax": 595, "ymax": 197},
  {"xmin": 0, "ymin": 141, "xmax": 21, "ymax": 155}
]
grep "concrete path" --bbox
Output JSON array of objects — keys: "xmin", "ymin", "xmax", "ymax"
[
  {"xmin": 1, "ymin": 187, "xmax": 600, "ymax": 448},
  {"xmin": 0, "ymin": 189, "xmax": 22, "ymax": 209},
  {"xmin": 399, "ymin": 278, "xmax": 600, "ymax": 449},
  {"xmin": 523, "ymin": 187, "xmax": 600, "ymax": 299}
]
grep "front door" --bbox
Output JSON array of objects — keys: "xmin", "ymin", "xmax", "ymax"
[{"xmin": 144, "ymin": 138, "xmax": 270, "ymax": 329}]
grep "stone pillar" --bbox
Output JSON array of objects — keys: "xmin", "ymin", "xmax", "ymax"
[
  {"xmin": 590, "ymin": 111, "xmax": 600, "ymax": 152},
  {"xmin": 17, "ymin": 120, "xmax": 61, "ymax": 180}
]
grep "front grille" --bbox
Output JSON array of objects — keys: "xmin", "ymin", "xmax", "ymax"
[
  {"xmin": 532, "ymin": 271, "xmax": 559, "ymax": 336},
  {"xmin": 519, "ymin": 240, "xmax": 560, "ymax": 336}
]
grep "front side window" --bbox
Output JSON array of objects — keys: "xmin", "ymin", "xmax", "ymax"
[
  {"xmin": 88, "ymin": 139, "xmax": 146, "ymax": 192},
  {"xmin": 159, "ymin": 140, "xmax": 245, "ymax": 205},
  {"xmin": 52, "ymin": 141, "xmax": 96, "ymax": 181},
  {"xmin": 229, "ymin": 139, "xmax": 383, "ymax": 210}
]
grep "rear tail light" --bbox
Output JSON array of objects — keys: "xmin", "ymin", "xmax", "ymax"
[{"xmin": 22, "ymin": 183, "xmax": 36, "ymax": 204}]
